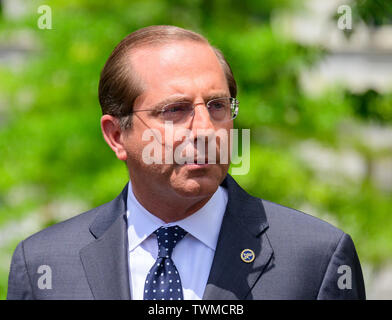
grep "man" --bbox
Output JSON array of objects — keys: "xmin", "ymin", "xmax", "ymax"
[{"xmin": 7, "ymin": 25, "xmax": 365, "ymax": 300}]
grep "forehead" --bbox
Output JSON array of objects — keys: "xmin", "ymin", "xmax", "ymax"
[{"xmin": 129, "ymin": 40, "xmax": 228, "ymax": 97}]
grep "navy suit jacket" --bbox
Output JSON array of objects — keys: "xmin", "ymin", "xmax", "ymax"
[{"xmin": 7, "ymin": 174, "xmax": 365, "ymax": 299}]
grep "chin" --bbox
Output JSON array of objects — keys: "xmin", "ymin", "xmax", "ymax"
[{"xmin": 171, "ymin": 164, "xmax": 227, "ymax": 198}]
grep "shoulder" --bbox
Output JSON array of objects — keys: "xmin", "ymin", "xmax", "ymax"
[
  {"xmin": 18, "ymin": 196, "xmax": 119, "ymax": 255},
  {"xmin": 223, "ymin": 174, "xmax": 345, "ymax": 248},
  {"xmin": 19, "ymin": 184, "xmax": 128, "ymax": 252},
  {"xmin": 260, "ymin": 198, "xmax": 345, "ymax": 256},
  {"xmin": 262, "ymin": 199, "xmax": 343, "ymax": 237},
  {"xmin": 20, "ymin": 206, "xmax": 97, "ymax": 254}
]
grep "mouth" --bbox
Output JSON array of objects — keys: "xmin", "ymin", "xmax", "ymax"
[
  {"xmin": 183, "ymin": 158, "xmax": 212, "ymax": 167},
  {"xmin": 183, "ymin": 163, "xmax": 211, "ymax": 171},
  {"xmin": 185, "ymin": 162, "xmax": 209, "ymax": 166}
]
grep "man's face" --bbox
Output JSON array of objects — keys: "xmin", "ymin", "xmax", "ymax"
[{"xmin": 123, "ymin": 40, "xmax": 232, "ymax": 201}]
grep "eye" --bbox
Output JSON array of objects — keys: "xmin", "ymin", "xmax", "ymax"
[
  {"xmin": 209, "ymin": 98, "xmax": 229, "ymax": 110},
  {"xmin": 161, "ymin": 102, "xmax": 190, "ymax": 114},
  {"xmin": 159, "ymin": 102, "xmax": 192, "ymax": 122}
]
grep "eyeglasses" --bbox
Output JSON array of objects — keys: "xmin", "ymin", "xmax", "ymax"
[{"xmin": 131, "ymin": 97, "xmax": 239, "ymax": 125}]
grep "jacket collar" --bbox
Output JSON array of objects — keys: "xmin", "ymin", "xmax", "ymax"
[
  {"xmin": 88, "ymin": 184, "xmax": 128, "ymax": 239},
  {"xmin": 202, "ymin": 174, "xmax": 274, "ymax": 299},
  {"xmin": 80, "ymin": 184, "xmax": 131, "ymax": 300}
]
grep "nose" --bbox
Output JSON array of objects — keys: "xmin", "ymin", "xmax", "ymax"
[
  {"xmin": 190, "ymin": 102, "xmax": 214, "ymax": 130},
  {"xmin": 189, "ymin": 102, "xmax": 216, "ymax": 157}
]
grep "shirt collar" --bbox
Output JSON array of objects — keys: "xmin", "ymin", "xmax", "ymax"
[{"xmin": 126, "ymin": 181, "xmax": 228, "ymax": 252}]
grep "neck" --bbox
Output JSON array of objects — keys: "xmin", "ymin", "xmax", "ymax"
[{"xmin": 129, "ymin": 182, "xmax": 214, "ymax": 223}]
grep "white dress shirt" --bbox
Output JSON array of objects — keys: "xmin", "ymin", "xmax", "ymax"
[{"xmin": 126, "ymin": 181, "xmax": 228, "ymax": 300}]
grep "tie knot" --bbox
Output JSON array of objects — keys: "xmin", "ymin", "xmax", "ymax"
[{"xmin": 154, "ymin": 226, "xmax": 187, "ymax": 258}]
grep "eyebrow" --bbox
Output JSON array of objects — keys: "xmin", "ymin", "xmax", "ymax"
[
  {"xmin": 205, "ymin": 93, "xmax": 230, "ymax": 101},
  {"xmin": 152, "ymin": 95, "xmax": 190, "ymax": 110}
]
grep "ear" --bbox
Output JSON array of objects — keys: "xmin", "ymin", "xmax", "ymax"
[{"xmin": 101, "ymin": 115, "xmax": 128, "ymax": 161}]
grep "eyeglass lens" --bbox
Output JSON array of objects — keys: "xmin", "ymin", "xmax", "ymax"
[{"xmin": 160, "ymin": 98, "xmax": 237, "ymax": 124}]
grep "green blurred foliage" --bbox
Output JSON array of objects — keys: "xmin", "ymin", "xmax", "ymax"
[
  {"xmin": 352, "ymin": 0, "xmax": 392, "ymax": 26},
  {"xmin": 0, "ymin": 0, "xmax": 391, "ymax": 299}
]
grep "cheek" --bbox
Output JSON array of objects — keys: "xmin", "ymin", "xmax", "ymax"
[
  {"xmin": 123, "ymin": 129, "xmax": 150, "ymax": 167},
  {"xmin": 123, "ymin": 128, "xmax": 175, "ymax": 176}
]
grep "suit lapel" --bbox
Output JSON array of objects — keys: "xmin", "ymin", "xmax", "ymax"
[
  {"xmin": 79, "ymin": 185, "xmax": 131, "ymax": 300},
  {"xmin": 203, "ymin": 175, "xmax": 274, "ymax": 300}
]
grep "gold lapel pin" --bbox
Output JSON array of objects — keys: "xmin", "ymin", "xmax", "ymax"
[{"xmin": 240, "ymin": 249, "xmax": 255, "ymax": 263}]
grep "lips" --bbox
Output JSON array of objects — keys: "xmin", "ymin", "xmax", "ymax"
[
  {"xmin": 175, "ymin": 152, "xmax": 220, "ymax": 165},
  {"xmin": 184, "ymin": 159, "xmax": 207, "ymax": 164},
  {"xmin": 185, "ymin": 157, "xmax": 217, "ymax": 164}
]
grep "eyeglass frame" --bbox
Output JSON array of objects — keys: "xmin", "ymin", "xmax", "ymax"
[{"xmin": 128, "ymin": 97, "xmax": 239, "ymax": 124}]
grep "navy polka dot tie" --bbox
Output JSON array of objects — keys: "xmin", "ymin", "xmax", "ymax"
[{"xmin": 143, "ymin": 226, "xmax": 187, "ymax": 300}]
